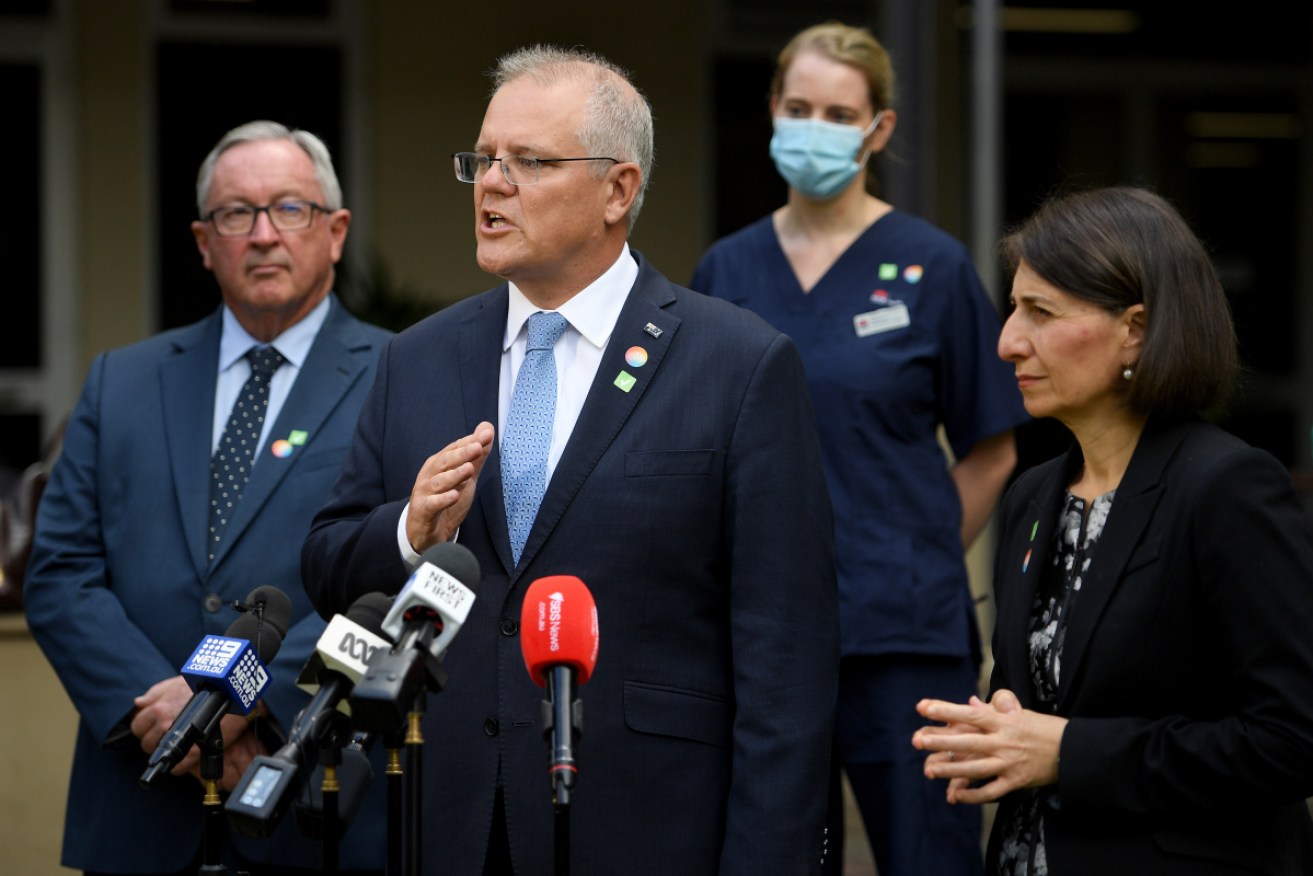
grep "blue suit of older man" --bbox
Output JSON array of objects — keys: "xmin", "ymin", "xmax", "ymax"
[{"xmin": 25, "ymin": 297, "xmax": 390, "ymax": 873}]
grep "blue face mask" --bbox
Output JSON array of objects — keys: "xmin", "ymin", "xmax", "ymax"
[{"xmin": 769, "ymin": 113, "xmax": 883, "ymax": 200}]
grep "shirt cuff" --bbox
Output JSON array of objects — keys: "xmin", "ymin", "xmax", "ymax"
[
  {"xmin": 396, "ymin": 501, "xmax": 461, "ymax": 570},
  {"xmin": 397, "ymin": 502, "xmax": 421, "ymax": 571}
]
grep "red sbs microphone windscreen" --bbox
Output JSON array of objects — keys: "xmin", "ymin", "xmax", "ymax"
[{"xmin": 520, "ymin": 575, "xmax": 599, "ymax": 687}]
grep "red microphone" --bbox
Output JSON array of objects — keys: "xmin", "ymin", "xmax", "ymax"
[{"xmin": 520, "ymin": 576, "xmax": 599, "ymax": 806}]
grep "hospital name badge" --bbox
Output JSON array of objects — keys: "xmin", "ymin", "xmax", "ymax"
[{"xmin": 853, "ymin": 303, "xmax": 910, "ymax": 337}]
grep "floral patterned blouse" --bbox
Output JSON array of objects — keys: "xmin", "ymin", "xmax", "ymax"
[{"xmin": 996, "ymin": 489, "xmax": 1116, "ymax": 876}]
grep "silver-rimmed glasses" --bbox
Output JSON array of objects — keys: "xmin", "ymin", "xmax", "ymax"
[{"xmin": 452, "ymin": 152, "xmax": 619, "ymax": 186}]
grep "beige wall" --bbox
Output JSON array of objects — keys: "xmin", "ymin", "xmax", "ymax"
[
  {"xmin": 366, "ymin": 1, "xmax": 711, "ymax": 308},
  {"xmin": 71, "ymin": 0, "xmax": 711, "ymax": 367},
  {"xmin": 0, "ymin": 618, "xmax": 77, "ymax": 876},
  {"xmin": 77, "ymin": 0, "xmax": 150, "ymax": 375}
]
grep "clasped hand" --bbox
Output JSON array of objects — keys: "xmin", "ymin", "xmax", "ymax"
[
  {"xmin": 131, "ymin": 675, "xmax": 268, "ymax": 792},
  {"xmin": 911, "ymin": 689, "xmax": 1068, "ymax": 805}
]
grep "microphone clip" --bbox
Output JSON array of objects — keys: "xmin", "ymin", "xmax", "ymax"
[
  {"xmin": 538, "ymin": 698, "xmax": 584, "ymax": 744},
  {"xmin": 229, "ymin": 597, "xmax": 266, "ymax": 622}
]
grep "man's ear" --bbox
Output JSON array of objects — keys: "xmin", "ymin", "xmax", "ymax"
[
  {"xmin": 191, "ymin": 221, "xmax": 213, "ymax": 271},
  {"xmin": 603, "ymin": 163, "xmax": 642, "ymax": 228},
  {"xmin": 328, "ymin": 209, "xmax": 352, "ymax": 263}
]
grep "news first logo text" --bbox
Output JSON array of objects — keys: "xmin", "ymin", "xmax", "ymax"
[{"xmin": 412, "ymin": 566, "xmax": 475, "ymax": 624}]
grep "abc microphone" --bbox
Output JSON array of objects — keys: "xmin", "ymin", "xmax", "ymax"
[
  {"xmin": 520, "ymin": 575, "xmax": 599, "ymax": 807},
  {"xmin": 349, "ymin": 542, "xmax": 481, "ymax": 735},
  {"xmin": 139, "ymin": 586, "xmax": 291, "ymax": 788},
  {"xmin": 227, "ymin": 593, "xmax": 393, "ymax": 836}
]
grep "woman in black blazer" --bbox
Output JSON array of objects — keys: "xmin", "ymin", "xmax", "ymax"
[{"xmin": 912, "ymin": 186, "xmax": 1313, "ymax": 874}]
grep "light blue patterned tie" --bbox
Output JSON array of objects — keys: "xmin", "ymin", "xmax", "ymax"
[{"xmin": 502, "ymin": 311, "xmax": 569, "ymax": 565}]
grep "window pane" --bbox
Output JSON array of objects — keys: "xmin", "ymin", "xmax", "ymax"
[
  {"xmin": 155, "ymin": 41, "xmax": 343, "ymax": 330},
  {"xmin": 0, "ymin": 1, "xmax": 52, "ymax": 17},
  {"xmin": 168, "ymin": 0, "xmax": 329, "ymax": 16},
  {"xmin": 0, "ymin": 63, "xmax": 42, "ymax": 369},
  {"xmin": 1004, "ymin": 1, "xmax": 1311, "ymax": 65},
  {"xmin": 0, "ymin": 413, "xmax": 41, "ymax": 474}
]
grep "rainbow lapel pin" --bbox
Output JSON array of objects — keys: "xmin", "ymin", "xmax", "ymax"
[{"xmin": 271, "ymin": 429, "xmax": 308, "ymax": 459}]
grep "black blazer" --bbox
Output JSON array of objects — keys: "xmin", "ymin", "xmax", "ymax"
[{"xmin": 989, "ymin": 417, "xmax": 1313, "ymax": 875}]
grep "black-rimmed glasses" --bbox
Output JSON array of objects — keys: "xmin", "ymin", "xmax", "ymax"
[
  {"xmin": 452, "ymin": 152, "xmax": 619, "ymax": 186},
  {"xmin": 203, "ymin": 200, "xmax": 329, "ymax": 237}
]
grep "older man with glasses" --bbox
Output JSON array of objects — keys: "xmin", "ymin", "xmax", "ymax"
[
  {"xmin": 304, "ymin": 45, "xmax": 839, "ymax": 876},
  {"xmin": 26, "ymin": 120, "xmax": 391, "ymax": 876}
]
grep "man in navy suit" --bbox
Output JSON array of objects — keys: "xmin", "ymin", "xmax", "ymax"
[
  {"xmin": 25, "ymin": 121, "xmax": 391, "ymax": 875},
  {"xmin": 302, "ymin": 46, "xmax": 840, "ymax": 875}
]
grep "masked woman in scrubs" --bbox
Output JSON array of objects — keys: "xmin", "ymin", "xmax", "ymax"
[{"xmin": 691, "ymin": 21, "xmax": 1029, "ymax": 876}]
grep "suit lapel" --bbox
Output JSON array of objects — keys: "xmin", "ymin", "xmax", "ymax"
[
  {"xmin": 996, "ymin": 457, "xmax": 1071, "ymax": 710},
  {"xmin": 464, "ymin": 290, "xmax": 516, "ymax": 576},
  {"xmin": 1054, "ymin": 419, "xmax": 1187, "ymax": 711},
  {"xmin": 511, "ymin": 261, "xmax": 680, "ymax": 581},
  {"xmin": 160, "ymin": 313, "xmax": 223, "ymax": 579},
  {"xmin": 208, "ymin": 302, "xmax": 372, "ymax": 570}
]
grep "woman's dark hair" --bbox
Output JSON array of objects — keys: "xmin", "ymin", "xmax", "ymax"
[{"xmin": 1001, "ymin": 186, "xmax": 1237, "ymax": 417}]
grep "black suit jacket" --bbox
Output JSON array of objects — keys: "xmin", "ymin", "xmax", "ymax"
[
  {"xmin": 303, "ymin": 254, "xmax": 840, "ymax": 875},
  {"xmin": 988, "ymin": 417, "xmax": 1313, "ymax": 874}
]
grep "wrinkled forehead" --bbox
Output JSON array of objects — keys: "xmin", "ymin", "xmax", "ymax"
[{"xmin": 207, "ymin": 139, "xmax": 324, "ymax": 205}]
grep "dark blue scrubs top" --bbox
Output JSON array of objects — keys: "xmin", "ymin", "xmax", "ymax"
[{"xmin": 691, "ymin": 211, "xmax": 1028, "ymax": 659}]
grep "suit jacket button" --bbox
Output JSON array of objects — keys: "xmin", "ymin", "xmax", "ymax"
[
  {"xmin": 500, "ymin": 619, "xmax": 519, "ymax": 636},
  {"xmin": 203, "ymin": 593, "xmax": 224, "ymax": 613},
  {"xmin": 483, "ymin": 718, "xmax": 500, "ymax": 737}
]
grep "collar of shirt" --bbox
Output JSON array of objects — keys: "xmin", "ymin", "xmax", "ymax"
[
  {"xmin": 218, "ymin": 294, "xmax": 331, "ymax": 372},
  {"xmin": 212, "ymin": 294, "xmax": 332, "ymax": 455},
  {"xmin": 497, "ymin": 244, "xmax": 638, "ymax": 492}
]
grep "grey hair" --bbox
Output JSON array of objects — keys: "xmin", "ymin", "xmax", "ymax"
[
  {"xmin": 195, "ymin": 120, "xmax": 343, "ymax": 215},
  {"xmin": 492, "ymin": 45, "xmax": 654, "ymax": 231}
]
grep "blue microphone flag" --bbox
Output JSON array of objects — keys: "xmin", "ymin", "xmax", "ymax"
[{"xmin": 181, "ymin": 635, "xmax": 270, "ymax": 715}]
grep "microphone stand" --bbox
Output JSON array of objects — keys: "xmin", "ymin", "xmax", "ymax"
[
  {"xmin": 352, "ymin": 619, "xmax": 450, "ymax": 876},
  {"xmin": 315, "ymin": 711, "xmax": 354, "ymax": 875},
  {"xmin": 383, "ymin": 722, "xmax": 406, "ymax": 876},
  {"xmin": 542, "ymin": 667, "xmax": 582, "ymax": 876},
  {"xmin": 404, "ymin": 692, "xmax": 425, "ymax": 876},
  {"xmin": 198, "ymin": 717, "xmax": 229, "ymax": 875},
  {"xmin": 320, "ymin": 752, "xmax": 341, "ymax": 875}
]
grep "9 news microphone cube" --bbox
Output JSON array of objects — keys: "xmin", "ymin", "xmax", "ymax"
[{"xmin": 181, "ymin": 635, "xmax": 270, "ymax": 716}]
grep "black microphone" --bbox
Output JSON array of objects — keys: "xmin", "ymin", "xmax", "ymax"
[
  {"xmin": 240, "ymin": 584, "xmax": 293, "ymax": 638},
  {"xmin": 348, "ymin": 543, "xmax": 481, "ymax": 735},
  {"xmin": 139, "ymin": 586, "xmax": 291, "ymax": 788},
  {"xmin": 227, "ymin": 592, "xmax": 393, "ymax": 837}
]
